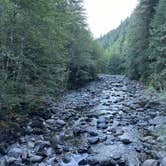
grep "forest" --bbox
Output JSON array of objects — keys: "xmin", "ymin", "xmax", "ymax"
[
  {"xmin": 0, "ymin": 0, "xmax": 165, "ymax": 120},
  {"xmin": 0, "ymin": 0, "xmax": 166, "ymax": 165},
  {"xmin": 99, "ymin": 0, "xmax": 166, "ymax": 91},
  {"xmin": 0, "ymin": 0, "xmax": 107, "ymax": 116}
]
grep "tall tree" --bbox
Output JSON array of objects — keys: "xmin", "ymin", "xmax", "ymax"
[{"xmin": 148, "ymin": 0, "xmax": 166, "ymax": 90}]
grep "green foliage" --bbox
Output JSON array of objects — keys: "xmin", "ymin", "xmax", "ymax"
[
  {"xmin": 98, "ymin": 19, "xmax": 129, "ymax": 74},
  {"xmin": 0, "ymin": 0, "xmax": 105, "ymax": 114},
  {"xmin": 99, "ymin": 0, "xmax": 166, "ymax": 90},
  {"xmin": 148, "ymin": 0, "xmax": 166, "ymax": 90}
]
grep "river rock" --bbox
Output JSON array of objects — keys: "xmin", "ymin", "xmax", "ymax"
[
  {"xmin": 88, "ymin": 130, "xmax": 98, "ymax": 136},
  {"xmin": 142, "ymin": 159, "xmax": 158, "ymax": 166},
  {"xmin": 34, "ymin": 141, "xmax": 50, "ymax": 153},
  {"xmin": 8, "ymin": 147, "xmax": 23, "ymax": 158},
  {"xmin": 29, "ymin": 155, "xmax": 43, "ymax": 162},
  {"xmin": 0, "ymin": 157, "xmax": 6, "ymax": 166},
  {"xmin": 88, "ymin": 137, "xmax": 99, "ymax": 144},
  {"xmin": 97, "ymin": 123, "xmax": 107, "ymax": 129},
  {"xmin": 5, "ymin": 156, "xmax": 17, "ymax": 165},
  {"xmin": 161, "ymin": 157, "xmax": 166, "ymax": 166},
  {"xmin": 46, "ymin": 119, "xmax": 56, "ymax": 125},
  {"xmin": 97, "ymin": 116, "xmax": 106, "ymax": 124},
  {"xmin": 56, "ymin": 119, "xmax": 66, "ymax": 126}
]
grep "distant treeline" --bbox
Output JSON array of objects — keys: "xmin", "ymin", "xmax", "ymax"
[{"xmin": 99, "ymin": 0, "xmax": 166, "ymax": 91}]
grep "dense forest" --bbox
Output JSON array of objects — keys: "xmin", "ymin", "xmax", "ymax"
[
  {"xmin": 0, "ymin": 0, "xmax": 165, "ymax": 119},
  {"xmin": 0, "ymin": 0, "xmax": 108, "ymax": 116},
  {"xmin": 99, "ymin": 0, "xmax": 166, "ymax": 91}
]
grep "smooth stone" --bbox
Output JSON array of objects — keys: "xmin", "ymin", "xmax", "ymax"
[
  {"xmin": 46, "ymin": 157, "xmax": 58, "ymax": 165},
  {"xmin": 119, "ymin": 134, "xmax": 133, "ymax": 144},
  {"xmin": 73, "ymin": 127, "xmax": 82, "ymax": 136},
  {"xmin": 97, "ymin": 123, "xmax": 107, "ymax": 129},
  {"xmin": 62, "ymin": 156, "xmax": 71, "ymax": 164},
  {"xmin": 8, "ymin": 147, "xmax": 23, "ymax": 158},
  {"xmin": 0, "ymin": 157, "xmax": 6, "ymax": 166},
  {"xmin": 97, "ymin": 117, "xmax": 106, "ymax": 124},
  {"xmin": 34, "ymin": 141, "xmax": 50, "ymax": 152},
  {"xmin": 0, "ymin": 145, "xmax": 7, "ymax": 155},
  {"xmin": 88, "ymin": 131, "xmax": 98, "ymax": 137},
  {"xmin": 99, "ymin": 136, "xmax": 107, "ymax": 142},
  {"xmin": 46, "ymin": 119, "xmax": 56, "ymax": 125},
  {"xmin": 5, "ymin": 156, "xmax": 17, "ymax": 164},
  {"xmin": 28, "ymin": 141, "xmax": 35, "ymax": 148},
  {"xmin": 78, "ymin": 144, "xmax": 90, "ymax": 153},
  {"xmin": 50, "ymin": 135, "xmax": 61, "ymax": 148},
  {"xmin": 88, "ymin": 137, "xmax": 99, "ymax": 144},
  {"xmin": 161, "ymin": 157, "xmax": 166, "ymax": 166},
  {"xmin": 142, "ymin": 159, "xmax": 158, "ymax": 166},
  {"xmin": 21, "ymin": 150, "xmax": 28, "ymax": 160},
  {"xmin": 78, "ymin": 159, "xmax": 88, "ymax": 165},
  {"xmin": 29, "ymin": 155, "xmax": 43, "ymax": 162},
  {"xmin": 56, "ymin": 119, "xmax": 66, "ymax": 126},
  {"xmin": 38, "ymin": 163, "xmax": 46, "ymax": 166}
]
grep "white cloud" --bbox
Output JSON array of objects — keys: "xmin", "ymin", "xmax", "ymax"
[{"xmin": 84, "ymin": 0, "xmax": 138, "ymax": 38}]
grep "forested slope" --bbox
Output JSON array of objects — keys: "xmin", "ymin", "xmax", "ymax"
[
  {"xmin": 99, "ymin": 0, "xmax": 166, "ymax": 91},
  {"xmin": 0, "ymin": 0, "xmax": 107, "ymax": 116}
]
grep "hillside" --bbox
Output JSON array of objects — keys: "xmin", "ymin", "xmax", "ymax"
[{"xmin": 99, "ymin": 0, "xmax": 166, "ymax": 90}]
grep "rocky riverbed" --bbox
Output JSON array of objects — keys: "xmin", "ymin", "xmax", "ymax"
[{"xmin": 0, "ymin": 75, "xmax": 166, "ymax": 166}]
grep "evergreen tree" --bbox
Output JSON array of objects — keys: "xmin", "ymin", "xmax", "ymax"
[
  {"xmin": 0, "ymin": 0, "xmax": 105, "ymax": 115},
  {"xmin": 148, "ymin": 0, "xmax": 166, "ymax": 90}
]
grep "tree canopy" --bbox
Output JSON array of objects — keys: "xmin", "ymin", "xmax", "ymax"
[
  {"xmin": 99, "ymin": 0, "xmax": 166, "ymax": 90},
  {"xmin": 0, "ymin": 0, "xmax": 107, "ymax": 115}
]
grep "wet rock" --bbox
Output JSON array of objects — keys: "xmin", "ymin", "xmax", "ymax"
[
  {"xmin": 86, "ymin": 158, "xmax": 99, "ymax": 165},
  {"xmin": 56, "ymin": 119, "xmax": 66, "ymax": 127},
  {"xmin": 5, "ymin": 156, "xmax": 17, "ymax": 165},
  {"xmin": 88, "ymin": 137, "xmax": 99, "ymax": 144},
  {"xmin": 88, "ymin": 130, "xmax": 98, "ymax": 137},
  {"xmin": 97, "ymin": 123, "xmax": 107, "ymax": 129},
  {"xmin": 54, "ymin": 144, "xmax": 63, "ymax": 154},
  {"xmin": 31, "ymin": 119, "xmax": 44, "ymax": 128},
  {"xmin": 120, "ymin": 137, "xmax": 132, "ymax": 144},
  {"xmin": 78, "ymin": 159, "xmax": 88, "ymax": 165},
  {"xmin": 142, "ymin": 159, "xmax": 158, "ymax": 166},
  {"xmin": 8, "ymin": 147, "xmax": 23, "ymax": 158},
  {"xmin": 111, "ymin": 154, "xmax": 121, "ymax": 160},
  {"xmin": 0, "ymin": 144, "xmax": 7, "ymax": 155},
  {"xmin": 46, "ymin": 119, "xmax": 56, "ymax": 125},
  {"xmin": 161, "ymin": 157, "xmax": 166, "ymax": 166},
  {"xmin": 63, "ymin": 145, "xmax": 71, "ymax": 152},
  {"xmin": 38, "ymin": 163, "xmax": 46, "ymax": 166},
  {"xmin": 21, "ymin": 150, "xmax": 28, "ymax": 160},
  {"xmin": 119, "ymin": 130, "xmax": 136, "ymax": 145},
  {"xmin": 47, "ymin": 157, "xmax": 58, "ymax": 165},
  {"xmin": 50, "ymin": 135, "xmax": 61, "ymax": 148},
  {"xmin": 87, "ymin": 157, "xmax": 116, "ymax": 166},
  {"xmin": 97, "ymin": 116, "xmax": 106, "ymax": 124},
  {"xmin": 27, "ymin": 141, "xmax": 35, "ymax": 148},
  {"xmin": 99, "ymin": 136, "xmax": 107, "ymax": 142},
  {"xmin": 78, "ymin": 144, "xmax": 90, "ymax": 153},
  {"xmin": 34, "ymin": 141, "xmax": 50, "ymax": 153},
  {"xmin": 0, "ymin": 157, "xmax": 6, "ymax": 166},
  {"xmin": 29, "ymin": 155, "xmax": 43, "ymax": 162},
  {"xmin": 118, "ymin": 157, "xmax": 128, "ymax": 165},
  {"xmin": 73, "ymin": 127, "xmax": 82, "ymax": 136},
  {"xmin": 62, "ymin": 155, "xmax": 71, "ymax": 163},
  {"xmin": 157, "ymin": 151, "xmax": 166, "ymax": 158}
]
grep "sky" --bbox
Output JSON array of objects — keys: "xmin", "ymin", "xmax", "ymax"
[{"xmin": 84, "ymin": 0, "xmax": 138, "ymax": 38}]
